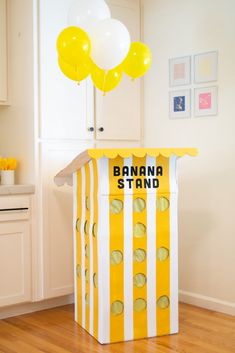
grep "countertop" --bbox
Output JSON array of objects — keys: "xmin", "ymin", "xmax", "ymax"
[{"xmin": 0, "ymin": 184, "xmax": 35, "ymax": 196}]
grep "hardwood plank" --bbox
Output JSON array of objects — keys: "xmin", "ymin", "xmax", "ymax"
[{"xmin": 0, "ymin": 303, "xmax": 233, "ymax": 353}]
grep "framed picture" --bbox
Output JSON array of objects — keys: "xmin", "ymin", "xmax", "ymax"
[
  {"xmin": 169, "ymin": 89, "xmax": 191, "ymax": 119},
  {"xmin": 169, "ymin": 56, "xmax": 191, "ymax": 86},
  {"xmin": 194, "ymin": 51, "xmax": 218, "ymax": 83},
  {"xmin": 194, "ymin": 86, "xmax": 218, "ymax": 117}
]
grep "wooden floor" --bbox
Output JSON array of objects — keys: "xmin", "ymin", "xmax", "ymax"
[{"xmin": 0, "ymin": 303, "xmax": 234, "ymax": 353}]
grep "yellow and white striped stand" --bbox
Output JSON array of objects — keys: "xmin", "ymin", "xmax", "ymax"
[{"xmin": 57, "ymin": 148, "xmax": 197, "ymax": 344}]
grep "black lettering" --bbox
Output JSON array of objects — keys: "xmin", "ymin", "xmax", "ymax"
[
  {"xmin": 136, "ymin": 178, "xmax": 142, "ymax": 188},
  {"xmin": 139, "ymin": 166, "xmax": 146, "ymax": 176},
  {"xmin": 130, "ymin": 166, "xmax": 138, "ymax": 176},
  {"xmin": 144, "ymin": 179, "xmax": 151, "ymax": 188},
  {"xmin": 123, "ymin": 166, "xmax": 129, "ymax": 176},
  {"xmin": 114, "ymin": 166, "xmax": 120, "ymax": 176},
  {"xmin": 147, "ymin": 166, "xmax": 155, "ymax": 176},
  {"xmin": 153, "ymin": 179, "xmax": 159, "ymax": 188},
  {"xmin": 126, "ymin": 178, "xmax": 134, "ymax": 188},
  {"xmin": 156, "ymin": 166, "xmax": 163, "ymax": 176},
  {"xmin": 118, "ymin": 179, "xmax": 124, "ymax": 189}
]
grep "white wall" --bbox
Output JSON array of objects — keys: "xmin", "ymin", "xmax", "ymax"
[
  {"xmin": 0, "ymin": 0, "xmax": 34, "ymax": 184},
  {"xmin": 143, "ymin": 0, "xmax": 235, "ymax": 314}
]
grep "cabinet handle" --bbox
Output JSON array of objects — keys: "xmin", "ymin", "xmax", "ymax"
[
  {"xmin": 88, "ymin": 127, "xmax": 94, "ymax": 132},
  {"xmin": 98, "ymin": 127, "xmax": 104, "ymax": 132}
]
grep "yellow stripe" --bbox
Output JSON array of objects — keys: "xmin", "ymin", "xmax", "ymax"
[
  {"xmin": 133, "ymin": 156, "xmax": 148, "ymax": 339},
  {"xmin": 109, "ymin": 157, "xmax": 124, "ymax": 342},
  {"xmin": 84, "ymin": 164, "xmax": 90, "ymax": 332},
  {"xmin": 92, "ymin": 159, "xmax": 98, "ymax": 339},
  {"xmin": 76, "ymin": 170, "xmax": 82, "ymax": 326},
  {"xmin": 156, "ymin": 156, "xmax": 170, "ymax": 336}
]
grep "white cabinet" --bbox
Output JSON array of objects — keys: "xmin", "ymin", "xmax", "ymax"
[
  {"xmin": 36, "ymin": 0, "xmax": 142, "ymax": 300},
  {"xmin": 0, "ymin": 196, "xmax": 31, "ymax": 307},
  {"xmin": 0, "ymin": 0, "xmax": 8, "ymax": 104},
  {"xmin": 0, "ymin": 0, "xmax": 143, "ymax": 308},
  {"xmin": 38, "ymin": 0, "xmax": 141, "ymax": 141},
  {"xmin": 96, "ymin": 0, "xmax": 141, "ymax": 141},
  {"xmin": 39, "ymin": 0, "xmax": 94, "ymax": 140},
  {"xmin": 39, "ymin": 141, "xmax": 93, "ymax": 298}
]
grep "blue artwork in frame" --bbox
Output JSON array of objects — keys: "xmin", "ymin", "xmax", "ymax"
[
  {"xmin": 174, "ymin": 96, "xmax": 185, "ymax": 112},
  {"xmin": 169, "ymin": 89, "xmax": 191, "ymax": 119}
]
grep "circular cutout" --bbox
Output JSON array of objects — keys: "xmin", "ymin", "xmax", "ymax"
[
  {"xmin": 133, "ymin": 198, "xmax": 146, "ymax": 213},
  {"xmin": 133, "ymin": 273, "xmax": 146, "ymax": 288},
  {"xmin": 93, "ymin": 273, "xmax": 98, "ymax": 288},
  {"xmin": 76, "ymin": 264, "xmax": 81, "ymax": 278},
  {"xmin": 134, "ymin": 298, "xmax": 147, "ymax": 312},
  {"xmin": 157, "ymin": 197, "xmax": 170, "ymax": 212},
  {"xmin": 85, "ymin": 269, "xmax": 89, "ymax": 283},
  {"xmin": 157, "ymin": 247, "xmax": 169, "ymax": 262},
  {"xmin": 133, "ymin": 249, "xmax": 146, "ymax": 263},
  {"xmin": 85, "ymin": 293, "xmax": 89, "ymax": 305},
  {"xmin": 110, "ymin": 250, "xmax": 123, "ymax": 265},
  {"xmin": 111, "ymin": 301, "xmax": 124, "ymax": 316},
  {"xmin": 133, "ymin": 223, "xmax": 146, "ymax": 238},
  {"xmin": 76, "ymin": 218, "xmax": 81, "ymax": 232},
  {"xmin": 92, "ymin": 223, "xmax": 97, "ymax": 237},
  {"xmin": 86, "ymin": 196, "xmax": 90, "ymax": 211},
  {"xmin": 84, "ymin": 220, "xmax": 89, "ymax": 235},
  {"xmin": 85, "ymin": 244, "xmax": 89, "ymax": 258},
  {"xmin": 157, "ymin": 295, "xmax": 170, "ymax": 309},
  {"xmin": 110, "ymin": 199, "xmax": 123, "ymax": 214}
]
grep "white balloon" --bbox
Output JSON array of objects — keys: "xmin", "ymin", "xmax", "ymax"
[
  {"xmin": 68, "ymin": 0, "xmax": 111, "ymax": 33},
  {"xmin": 90, "ymin": 18, "xmax": 131, "ymax": 70}
]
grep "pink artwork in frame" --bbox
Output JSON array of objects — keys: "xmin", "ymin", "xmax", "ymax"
[
  {"xmin": 194, "ymin": 86, "xmax": 218, "ymax": 117},
  {"xmin": 173, "ymin": 63, "xmax": 186, "ymax": 80},
  {"xmin": 169, "ymin": 56, "xmax": 191, "ymax": 86},
  {"xmin": 199, "ymin": 92, "xmax": 212, "ymax": 110}
]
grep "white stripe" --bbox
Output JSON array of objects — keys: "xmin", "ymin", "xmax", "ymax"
[
  {"xmin": 89, "ymin": 161, "xmax": 94, "ymax": 335},
  {"xmin": 169, "ymin": 156, "xmax": 179, "ymax": 334},
  {"xmin": 124, "ymin": 157, "xmax": 133, "ymax": 341},
  {"xmin": 81, "ymin": 167, "xmax": 86, "ymax": 328},
  {"xmin": 146, "ymin": 156, "xmax": 157, "ymax": 337},
  {"xmin": 97, "ymin": 158, "xmax": 110, "ymax": 344},
  {"xmin": 73, "ymin": 173, "xmax": 78, "ymax": 322}
]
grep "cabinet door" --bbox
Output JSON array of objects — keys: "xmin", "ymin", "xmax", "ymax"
[
  {"xmin": 38, "ymin": 0, "xmax": 94, "ymax": 140},
  {"xmin": 0, "ymin": 221, "xmax": 31, "ymax": 307},
  {"xmin": 40, "ymin": 141, "xmax": 93, "ymax": 299},
  {"xmin": 95, "ymin": 0, "xmax": 141, "ymax": 141},
  {"xmin": 0, "ymin": 0, "xmax": 7, "ymax": 103}
]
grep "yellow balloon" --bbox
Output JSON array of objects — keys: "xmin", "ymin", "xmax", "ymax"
[
  {"xmin": 91, "ymin": 63, "xmax": 122, "ymax": 93},
  {"xmin": 58, "ymin": 56, "xmax": 91, "ymax": 82},
  {"xmin": 56, "ymin": 26, "xmax": 91, "ymax": 66},
  {"xmin": 123, "ymin": 42, "xmax": 152, "ymax": 79}
]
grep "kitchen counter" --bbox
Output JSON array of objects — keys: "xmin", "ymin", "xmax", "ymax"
[{"xmin": 0, "ymin": 184, "xmax": 35, "ymax": 196}]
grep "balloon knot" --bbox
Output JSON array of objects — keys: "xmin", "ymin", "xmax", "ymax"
[
  {"xmin": 131, "ymin": 78, "xmax": 136, "ymax": 82},
  {"xmin": 103, "ymin": 92, "xmax": 106, "ymax": 97},
  {"xmin": 77, "ymin": 81, "xmax": 80, "ymax": 86}
]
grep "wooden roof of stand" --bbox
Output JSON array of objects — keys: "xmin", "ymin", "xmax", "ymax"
[{"xmin": 54, "ymin": 148, "xmax": 198, "ymax": 186}]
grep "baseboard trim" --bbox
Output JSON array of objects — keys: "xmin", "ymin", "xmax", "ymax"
[
  {"xmin": 0, "ymin": 294, "xmax": 74, "ymax": 320},
  {"xmin": 1, "ymin": 291, "xmax": 234, "ymax": 320},
  {"xmin": 179, "ymin": 290, "xmax": 235, "ymax": 316}
]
